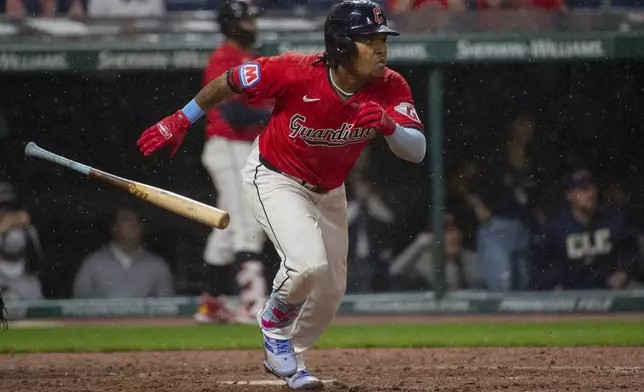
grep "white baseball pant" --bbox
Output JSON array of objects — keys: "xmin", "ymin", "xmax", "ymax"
[
  {"xmin": 241, "ymin": 140, "xmax": 349, "ymax": 353},
  {"xmin": 201, "ymin": 136, "xmax": 266, "ymax": 266}
]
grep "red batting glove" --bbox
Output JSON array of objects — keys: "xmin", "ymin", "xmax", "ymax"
[
  {"xmin": 137, "ymin": 110, "xmax": 191, "ymax": 157},
  {"xmin": 353, "ymin": 101, "xmax": 396, "ymax": 136}
]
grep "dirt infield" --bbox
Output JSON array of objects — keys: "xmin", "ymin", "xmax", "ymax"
[
  {"xmin": 2, "ymin": 347, "xmax": 643, "ymax": 391},
  {"xmin": 3, "ymin": 314, "xmax": 644, "ymax": 391}
]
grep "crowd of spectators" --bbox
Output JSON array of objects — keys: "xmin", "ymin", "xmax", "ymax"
[
  {"xmin": 0, "ymin": 182, "xmax": 175, "ymax": 300},
  {"xmin": 3, "ymin": 115, "xmax": 644, "ymax": 299},
  {"xmin": 346, "ymin": 111, "xmax": 644, "ymax": 293},
  {"xmin": 2, "ymin": 0, "xmax": 166, "ymax": 19},
  {"xmin": 2, "ymin": 0, "xmax": 642, "ymax": 21}
]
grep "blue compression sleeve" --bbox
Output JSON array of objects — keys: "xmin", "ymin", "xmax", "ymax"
[
  {"xmin": 384, "ymin": 124, "xmax": 427, "ymax": 163},
  {"xmin": 181, "ymin": 99, "xmax": 206, "ymax": 124}
]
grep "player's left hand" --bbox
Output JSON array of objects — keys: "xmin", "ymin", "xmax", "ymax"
[{"xmin": 353, "ymin": 101, "xmax": 396, "ymax": 136}]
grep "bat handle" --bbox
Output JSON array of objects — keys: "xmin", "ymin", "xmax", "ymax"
[{"xmin": 25, "ymin": 142, "xmax": 92, "ymax": 176}]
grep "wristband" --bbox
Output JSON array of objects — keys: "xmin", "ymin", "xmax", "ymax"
[
  {"xmin": 380, "ymin": 113, "xmax": 396, "ymax": 136},
  {"xmin": 181, "ymin": 98, "xmax": 206, "ymax": 124}
]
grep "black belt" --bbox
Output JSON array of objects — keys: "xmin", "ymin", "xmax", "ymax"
[{"xmin": 259, "ymin": 155, "xmax": 328, "ymax": 194}]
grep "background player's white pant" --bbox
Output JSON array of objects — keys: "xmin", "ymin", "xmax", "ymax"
[
  {"xmin": 202, "ymin": 136, "xmax": 266, "ymax": 266},
  {"xmin": 242, "ymin": 140, "xmax": 348, "ymax": 353}
]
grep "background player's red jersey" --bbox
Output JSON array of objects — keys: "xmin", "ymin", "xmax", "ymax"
[
  {"xmin": 203, "ymin": 42, "xmax": 269, "ymax": 141},
  {"xmin": 227, "ymin": 52, "xmax": 424, "ymax": 190}
]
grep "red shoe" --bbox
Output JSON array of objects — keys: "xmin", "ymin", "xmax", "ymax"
[{"xmin": 194, "ymin": 294, "xmax": 234, "ymax": 324}]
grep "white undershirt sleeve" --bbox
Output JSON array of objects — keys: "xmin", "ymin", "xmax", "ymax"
[{"xmin": 384, "ymin": 124, "xmax": 427, "ymax": 163}]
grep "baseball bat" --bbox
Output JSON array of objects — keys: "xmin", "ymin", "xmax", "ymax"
[{"xmin": 24, "ymin": 142, "xmax": 230, "ymax": 230}]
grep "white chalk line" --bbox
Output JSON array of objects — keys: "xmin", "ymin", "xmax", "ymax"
[
  {"xmin": 425, "ymin": 366, "xmax": 643, "ymax": 371},
  {"xmin": 217, "ymin": 379, "xmax": 336, "ymax": 386}
]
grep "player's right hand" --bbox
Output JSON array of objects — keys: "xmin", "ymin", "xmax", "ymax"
[
  {"xmin": 353, "ymin": 101, "xmax": 396, "ymax": 136},
  {"xmin": 137, "ymin": 110, "xmax": 191, "ymax": 157}
]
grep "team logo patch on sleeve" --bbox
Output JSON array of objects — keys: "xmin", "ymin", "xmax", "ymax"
[
  {"xmin": 394, "ymin": 102, "xmax": 420, "ymax": 122},
  {"xmin": 239, "ymin": 63, "xmax": 261, "ymax": 88}
]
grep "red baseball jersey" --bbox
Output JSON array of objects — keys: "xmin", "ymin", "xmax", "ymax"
[
  {"xmin": 227, "ymin": 52, "xmax": 424, "ymax": 190},
  {"xmin": 202, "ymin": 42, "xmax": 269, "ymax": 141}
]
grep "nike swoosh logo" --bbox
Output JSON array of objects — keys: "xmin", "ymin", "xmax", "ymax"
[{"xmin": 303, "ymin": 96, "xmax": 320, "ymax": 102}]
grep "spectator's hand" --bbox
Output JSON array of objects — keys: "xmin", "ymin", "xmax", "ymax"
[
  {"xmin": 417, "ymin": 232, "xmax": 433, "ymax": 247},
  {"xmin": 353, "ymin": 180, "xmax": 373, "ymax": 202},
  {"xmin": 608, "ymin": 269, "xmax": 629, "ymax": 289},
  {"xmin": 466, "ymin": 194, "xmax": 492, "ymax": 224},
  {"xmin": 366, "ymin": 195, "xmax": 395, "ymax": 223}
]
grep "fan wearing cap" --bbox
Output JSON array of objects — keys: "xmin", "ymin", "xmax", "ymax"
[
  {"xmin": 136, "ymin": 0, "xmax": 426, "ymax": 388},
  {"xmin": 194, "ymin": 0, "xmax": 272, "ymax": 326},
  {"xmin": 530, "ymin": 169, "xmax": 640, "ymax": 290}
]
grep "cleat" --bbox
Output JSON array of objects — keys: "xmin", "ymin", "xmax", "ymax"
[
  {"xmin": 264, "ymin": 365, "xmax": 324, "ymax": 390},
  {"xmin": 287, "ymin": 370, "xmax": 324, "ymax": 390},
  {"xmin": 264, "ymin": 352, "xmax": 323, "ymax": 390},
  {"xmin": 256, "ymin": 296, "xmax": 299, "ymax": 378},
  {"xmin": 259, "ymin": 329, "xmax": 298, "ymax": 377}
]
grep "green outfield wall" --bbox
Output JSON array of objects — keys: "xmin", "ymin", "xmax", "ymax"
[
  {"xmin": 4, "ymin": 290, "xmax": 644, "ymax": 320},
  {"xmin": 2, "ymin": 32, "xmax": 644, "ymax": 72}
]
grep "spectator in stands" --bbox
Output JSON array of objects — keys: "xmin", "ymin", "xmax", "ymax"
[
  {"xmin": 5, "ymin": 0, "xmax": 85, "ymax": 20},
  {"xmin": 73, "ymin": 207, "xmax": 174, "ymax": 298},
  {"xmin": 346, "ymin": 147, "xmax": 397, "ymax": 293},
  {"xmin": 454, "ymin": 111, "xmax": 543, "ymax": 291},
  {"xmin": 389, "ymin": 213, "xmax": 485, "ymax": 291},
  {"xmin": 387, "ymin": 0, "xmax": 466, "ymax": 12},
  {"xmin": 602, "ymin": 182, "xmax": 644, "ymax": 287},
  {"xmin": 475, "ymin": 0, "xmax": 564, "ymax": 10},
  {"xmin": 0, "ymin": 182, "xmax": 44, "ymax": 300},
  {"xmin": 530, "ymin": 169, "xmax": 641, "ymax": 290},
  {"xmin": 447, "ymin": 160, "xmax": 481, "ymax": 251},
  {"xmin": 87, "ymin": 0, "xmax": 166, "ymax": 18}
]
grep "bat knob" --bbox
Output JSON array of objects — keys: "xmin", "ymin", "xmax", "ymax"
[
  {"xmin": 25, "ymin": 142, "xmax": 39, "ymax": 157},
  {"xmin": 220, "ymin": 213, "xmax": 230, "ymax": 230}
]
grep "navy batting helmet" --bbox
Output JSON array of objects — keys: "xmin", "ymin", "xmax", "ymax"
[
  {"xmin": 218, "ymin": 0, "xmax": 262, "ymax": 47},
  {"xmin": 324, "ymin": 0, "xmax": 399, "ymax": 62}
]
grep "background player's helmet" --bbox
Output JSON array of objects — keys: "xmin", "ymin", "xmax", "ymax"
[
  {"xmin": 324, "ymin": 0, "xmax": 400, "ymax": 63},
  {"xmin": 218, "ymin": 0, "xmax": 262, "ymax": 47}
]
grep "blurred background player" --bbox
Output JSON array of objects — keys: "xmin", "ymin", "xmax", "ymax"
[{"xmin": 194, "ymin": 0, "xmax": 272, "ymax": 325}]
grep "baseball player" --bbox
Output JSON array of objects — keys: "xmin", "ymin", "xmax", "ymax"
[
  {"xmin": 137, "ymin": 0, "xmax": 426, "ymax": 388},
  {"xmin": 194, "ymin": 0, "xmax": 271, "ymax": 325}
]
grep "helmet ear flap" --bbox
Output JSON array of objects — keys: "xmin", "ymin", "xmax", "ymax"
[
  {"xmin": 336, "ymin": 34, "xmax": 356, "ymax": 59},
  {"xmin": 326, "ymin": 24, "xmax": 356, "ymax": 61}
]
